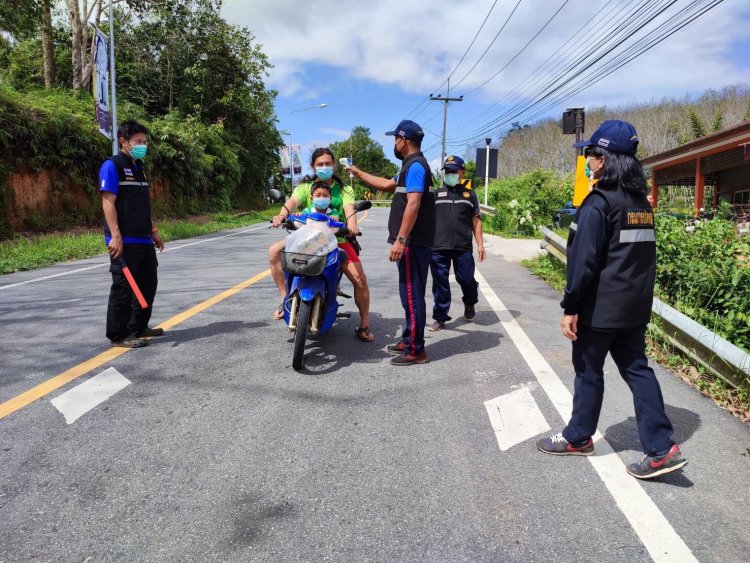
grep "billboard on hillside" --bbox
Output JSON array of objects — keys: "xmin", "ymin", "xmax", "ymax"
[
  {"xmin": 93, "ymin": 30, "xmax": 112, "ymax": 139},
  {"xmin": 281, "ymin": 145, "xmax": 302, "ymax": 176}
]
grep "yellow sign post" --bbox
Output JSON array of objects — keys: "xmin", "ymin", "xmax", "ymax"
[{"xmin": 573, "ymin": 154, "xmax": 591, "ymax": 207}]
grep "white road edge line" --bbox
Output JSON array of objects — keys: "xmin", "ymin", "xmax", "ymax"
[
  {"xmin": 475, "ymin": 268, "xmax": 697, "ymax": 563},
  {"xmin": 0, "ymin": 224, "xmax": 268, "ymax": 290},
  {"xmin": 50, "ymin": 367, "xmax": 131, "ymax": 424}
]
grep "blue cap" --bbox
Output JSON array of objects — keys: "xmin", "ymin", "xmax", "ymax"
[
  {"xmin": 573, "ymin": 119, "xmax": 639, "ymax": 155},
  {"xmin": 442, "ymin": 155, "xmax": 465, "ymax": 172},
  {"xmin": 385, "ymin": 119, "xmax": 424, "ymax": 142}
]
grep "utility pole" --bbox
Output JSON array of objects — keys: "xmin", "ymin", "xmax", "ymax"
[
  {"xmin": 430, "ymin": 78, "xmax": 463, "ymax": 171},
  {"xmin": 108, "ymin": 0, "xmax": 118, "ymax": 156}
]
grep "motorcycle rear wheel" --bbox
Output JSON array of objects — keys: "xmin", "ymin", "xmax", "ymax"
[{"xmin": 292, "ymin": 299, "xmax": 311, "ymax": 370}]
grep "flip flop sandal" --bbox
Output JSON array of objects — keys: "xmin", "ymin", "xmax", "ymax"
[{"xmin": 355, "ymin": 326, "xmax": 375, "ymax": 342}]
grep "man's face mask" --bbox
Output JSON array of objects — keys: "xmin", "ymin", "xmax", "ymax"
[
  {"xmin": 128, "ymin": 141, "xmax": 147, "ymax": 160},
  {"xmin": 444, "ymin": 173, "xmax": 460, "ymax": 187},
  {"xmin": 393, "ymin": 138, "xmax": 405, "ymax": 160},
  {"xmin": 315, "ymin": 166, "xmax": 334, "ymax": 181}
]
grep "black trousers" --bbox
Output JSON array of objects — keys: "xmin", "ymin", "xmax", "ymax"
[
  {"xmin": 397, "ymin": 246, "xmax": 431, "ymax": 355},
  {"xmin": 562, "ymin": 325, "xmax": 675, "ymax": 455},
  {"xmin": 430, "ymin": 249, "xmax": 479, "ymax": 322},
  {"xmin": 106, "ymin": 244, "xmax": 158, "ymax": 342}
]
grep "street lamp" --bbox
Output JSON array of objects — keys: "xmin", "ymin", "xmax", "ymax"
[
  {"xmin": 484, "ymin": 137, "xmax": 491, "ymax": 206},
  {"xmin": 289, "ymin": 103, "xmax": 327, "ymax": 187}
]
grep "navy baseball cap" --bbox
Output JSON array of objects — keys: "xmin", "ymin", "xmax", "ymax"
[
  {"xmin": 573, "ymin": 119, "xmax": 639, "ymax": 155},
  {"xmin": 442, "ymin": 155, "xmax": 465, "ymax": 172},
  {"xmin": 385, "ymin": 119, "xmax": 424, "ymax": 142}
]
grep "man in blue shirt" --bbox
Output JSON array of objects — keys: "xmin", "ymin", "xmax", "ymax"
[
  {"xmin": 100, "ymin": 120, "xmax": 165, "ymax": 348},
  {"xmin": 347, "ymin": 120, "xmax": 435, "ymax": 365}
]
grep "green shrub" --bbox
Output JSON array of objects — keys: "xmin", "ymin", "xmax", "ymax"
[
  {"xmin": 477, "ymin": 169, "xmax": 572, "ymax": 236},
  {"xmin": 655, "ymin": 215, "xmax": 750, "ymax": 352},
  {"xmin": 0, "ymin": 86, "xmax": 271, "ymax": 238}
]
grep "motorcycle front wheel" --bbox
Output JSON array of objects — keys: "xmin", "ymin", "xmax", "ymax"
[{"xmin": 292, "ymin": 299, "xmax": 311, "ymax": 370}]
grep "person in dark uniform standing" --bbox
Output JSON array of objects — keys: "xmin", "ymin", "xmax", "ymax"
[
  {"xmin": 428, "ymin": 155, "xmax": 486, "ymax": 331},
  {"xmin": 347, "ymin": 119, "xmax": 435, "ymax": 365},
  {"xmin": 100, "ymin": 120, "xmax": 165, "ymax": 348},
  {"xmin": 536, "ymin": 120, "xmax": 687, "ymax": 480}
]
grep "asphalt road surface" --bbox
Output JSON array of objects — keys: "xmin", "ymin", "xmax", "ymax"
[{"xmin": 1, "ymin": 208, "xmax": 748, "ymax": 562}]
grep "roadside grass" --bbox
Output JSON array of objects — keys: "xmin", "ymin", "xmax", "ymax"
[
  {"xmin": 522, "ymin": 252, "xmax": 750, "ymax": 422},
  {"xmin": 0, "ymin": 208, "xmax": 276, "ymax": 275}
]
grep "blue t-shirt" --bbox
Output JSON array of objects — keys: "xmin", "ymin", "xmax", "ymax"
[
  {"xmin": 393, "ymin": 162, "xmax": 427, "ymax": 193},
  {"xmin": 99, "ymin": 159, "xmax": 152, "ymax": 245}
]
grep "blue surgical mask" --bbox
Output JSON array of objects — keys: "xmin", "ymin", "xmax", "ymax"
[
  {"xmin": 130, "ymin": 144, "xmax": 147, "ymax": 159},
  {"xmin": 315, "ymin": 166, "xmax": 334, "ymax": 180},
  {"xmin": 444, "ymin": 173, "xmax": 459, "ymax": 187},
  {"xmin": 313, "ymin": 197, "xmax": 330, "ymax": 210}
]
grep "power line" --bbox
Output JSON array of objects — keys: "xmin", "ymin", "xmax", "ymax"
[
  {"xmin": 446, "ymin": 0, "xmax": 676, "ymax": 145},
  {"xmin": 404, "ymin": 0, "xmax": 501, "ymax": 119},
  {"xmin": 451, "ymin": 0, "xmax": 524, "ymax": 89},
  {"xmin": 460, "ymin": 0, "xmax": 570, "ymax": 97}
]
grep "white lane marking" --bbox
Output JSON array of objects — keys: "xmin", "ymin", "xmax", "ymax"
[
  {"xmin": 476, "ymin": 269, "xmax": 697, "ymax": 563},
  {"xmin": 0, "ymin": 224, "xmax": 268, "ymax": 290},
  {"xmin": 484, "ymin": 386, "xmax": 549, "ymax": 451},
  {"xmin": 50, "ymin": 367, "xmax": 131, "ymax": 424}
]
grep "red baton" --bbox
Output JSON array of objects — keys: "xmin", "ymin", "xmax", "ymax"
[{"xmin": 118, "ymin": 257, "xmax": 149, "ymax": 309}]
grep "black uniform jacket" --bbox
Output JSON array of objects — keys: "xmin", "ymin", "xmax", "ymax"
[{"xmin": 561, "ymin": 186, "xmax": 656, "ymax": 330}]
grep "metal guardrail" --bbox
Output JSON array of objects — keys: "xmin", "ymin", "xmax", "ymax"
[
  {"xmin": 479, "ymin": 204, "xmax": 496, "ymax": 217},
  {"xmin": 539, "ymin": 226, "xmax": 750, "ymax": 389}
]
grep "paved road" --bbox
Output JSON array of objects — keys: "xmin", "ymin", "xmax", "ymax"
[{"xmin": 1, "ymin": 208, "xmax": 748, "ymax": 562}]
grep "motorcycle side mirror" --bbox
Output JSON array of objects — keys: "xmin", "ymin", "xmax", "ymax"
[
  {"xmin": 268, "ymin": 189, "xmax": 283, "ymax": 202},
  {"xmin": 355, "ymin": 200, "xmax": 372, "ymax": 212}
]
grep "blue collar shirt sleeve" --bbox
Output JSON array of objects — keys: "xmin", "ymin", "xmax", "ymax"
[
  {"xmin": 404, "ymin": 162, "xmax": 426, "ymax": 193},
  {"xmin": 99, "ymin": 160, "xmax": 119, "ymax": 195}
]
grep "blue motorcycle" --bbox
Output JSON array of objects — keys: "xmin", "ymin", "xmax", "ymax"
[{"xmin": 274, "ymin": 199, "xmax": 371, "ymax": 370}]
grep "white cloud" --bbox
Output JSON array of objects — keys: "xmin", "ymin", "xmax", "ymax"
[
  {"xmin": 223, "ymin": 0, "xmax": 749, "ymax": 102},
  {"xmin": 319, "ymin": 127, "xmax": 351, "ymax": 139}
]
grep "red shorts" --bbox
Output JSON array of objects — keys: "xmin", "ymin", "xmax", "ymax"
[{"xmin": 338, "ymin": 242, "xmax": 360, "ymax": 264}]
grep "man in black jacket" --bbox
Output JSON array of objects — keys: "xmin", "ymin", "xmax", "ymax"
[
  {"xmin": 347, "ymin": 119, "xmax": 435, "ymax": 365},
  {"xmin": 536, "ymin": 120, "xmax": 686, "ymax": 480},
  {"xmin": 428, "ymin": 156, "xmax": 486, "ymax": 331},
  {"xmin": 100, "ymin": 120, "xmax": 165, "ymax": 348}
]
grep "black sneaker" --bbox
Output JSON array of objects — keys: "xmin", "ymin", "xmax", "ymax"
[
  {"xmin": 385, "ymin": 341, "xmax": 406, "ymax": 355},
  {"xmin": 536, "ymin": 433, "xmax": 594, "ymax": 456},
  {"xmin": 111, "ymin": 335, "xmax": 149, "ymax": 348},
  {"xmin": 135, "ymin": 327, "xmax": 164, "ymax": 337},
  {"xmin": 390, "ymin": 351, "xmax": 428, "ymax": 365},
  {"xmin": 626, "ymin": 444, "xmax": 687, "ymax": 479},
  {"xmin": 464, "ymin": 303, "xmax": 476, "ymax": 321}
]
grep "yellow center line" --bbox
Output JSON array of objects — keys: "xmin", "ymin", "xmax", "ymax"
[{"xmin": 0, "ymin": 269, "xmax": 271, "ymax": 421}]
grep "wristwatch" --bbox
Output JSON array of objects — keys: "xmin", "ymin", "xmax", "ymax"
[{"xmin": 396, "ymin": 235, "xmax": 407, "ymax": 245}]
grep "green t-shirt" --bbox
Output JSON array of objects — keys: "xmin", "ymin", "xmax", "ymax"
[{"xmin": 292, "ymin": 179, "xmax": 354, "ymax": 219}]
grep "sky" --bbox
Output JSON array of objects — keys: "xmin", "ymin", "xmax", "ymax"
[{"xmin": 221, "ymin": 0, "xmax": 750, "ymax": 171}]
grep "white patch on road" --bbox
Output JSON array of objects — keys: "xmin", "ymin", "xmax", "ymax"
[
  {"xmin": 484, "ymin": 387, "xmax": 550, "ymax": 451},
  {"xmin": 50, "ymin": 367, "xmax": 131, "ymax": 424},
  {"xmin": 476, "ymin": 268, "xmax": 697, "ymax": 563}
]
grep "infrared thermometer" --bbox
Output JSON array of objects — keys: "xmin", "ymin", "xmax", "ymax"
[{"xmin": 339, "ymin": 157, "xmax": 353, "ymax": 177}]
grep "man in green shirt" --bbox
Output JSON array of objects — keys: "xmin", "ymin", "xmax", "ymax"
[{"xmin": 269, "ymin": 148, "xmax": 374, "ymax": 342}]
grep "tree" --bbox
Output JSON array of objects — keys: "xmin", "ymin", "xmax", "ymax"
[
  {"xmin": 329, "ymin": 126, "xmax": 399, "ymax": 199},
  {"xmin": 686, "ymin": 107, "xmax": 706, "ymax": 139},
  {"xmin": 40, "ymin": 0, "xmax": 55, "ymax": 88}
]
